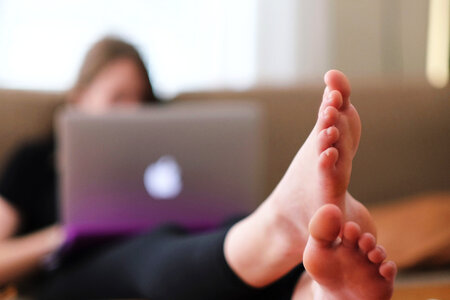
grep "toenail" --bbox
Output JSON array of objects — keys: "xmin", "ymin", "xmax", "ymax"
[{"xmin": 326, "ymin": 127, "xmax": 333, "ymax": 135}]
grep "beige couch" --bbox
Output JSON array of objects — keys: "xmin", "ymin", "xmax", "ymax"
[{"xmin": 0, "ymin": 81, "xmax": 449, "ymax": 206}]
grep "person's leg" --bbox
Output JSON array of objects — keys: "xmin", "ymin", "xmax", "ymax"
[
  {"xmin": 224, "ymin": 70, "xmax": 376, "ymax": 287},
  {"xmin": 292, "ymin": 204, "xmax": 396, "ymax": 300},
  {"xmin": 38, "ymin": 222, "xmax": 303, "ymax": 300}
]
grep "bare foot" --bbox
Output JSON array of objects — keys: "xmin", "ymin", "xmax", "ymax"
[
  {"xmin": 297, "ymin": 204, "xmax": 396, "ymax": 300},
  {"xmin": 267, "ymin": 70, "xmax": 373, "ymax": 242},
  {"xmin": 224, "ymin": 70, "xmax": 374, "ymax": 287},
  {"xmin": 262, "ymin": 70, "xmax": 375, "ymax": 254}
]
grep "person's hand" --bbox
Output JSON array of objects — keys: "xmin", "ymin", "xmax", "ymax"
[{"xmin": 42, "ymin": 225, "xmax": 66, "ymax": 254}]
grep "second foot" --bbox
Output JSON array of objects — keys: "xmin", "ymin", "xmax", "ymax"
[{"xmin": 300, "ymin": 204, "xmax": 396, "ymax": 300}]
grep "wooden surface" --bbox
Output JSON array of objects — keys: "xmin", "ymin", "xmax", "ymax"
[
  {"xmin": 370, "ymin": 192, "xmax": 450, "ymax": 269},
  {"xmin": 393, "ymin": 283, "xmax": 450, "ymax": 300}
]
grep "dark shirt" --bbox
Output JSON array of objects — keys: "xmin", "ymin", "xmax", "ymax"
[{"xmin": 0, "ymin": 138, "xmax": 57, "ymax": 235}]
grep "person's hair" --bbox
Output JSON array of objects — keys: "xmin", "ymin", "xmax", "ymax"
[{"xmin": 69, "ymin": 36, "xmax": 158, "ymax": 103}]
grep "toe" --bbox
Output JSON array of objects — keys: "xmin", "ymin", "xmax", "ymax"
[
  {"xmin": 358, "ymin": 232, "xmax": 376, "ymax": 254},
  {"xmin": 324, "ymin": 70, "xmax": 351, "ymax": 109},
  {"xmin": 319, "ymin": 90, "xmax": 343, "ymax": 113},
  {"xmin": 317, "ymin": 106, "xmax": 339, "ymax": 131},
  {"xmin": 318, "ymin": 147, "xmax": 339, "ymax": 170},
  {"xmin": 368, "ymin": 245, "xmax": 387, "ymax": 264},
  {"xmin": 317, "ymin": 126, "xmax": 339, "ymax": 153},
  {"xmin": 379, "ymin": 261, "xmax": 397, "ymax": 282},
  {"xmin": 342, "ymin": 221, "xmax": 361, "ymax": 248},
  {"xmin": 309, "ymin": 204, "xmax": 342, "ymax": 246},
  {"xmin": 327, "ymin": 90, "xmax": 343, "ymax": 110}
]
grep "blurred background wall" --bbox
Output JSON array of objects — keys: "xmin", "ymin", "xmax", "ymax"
[
  {"xmin": 0, "ymin": 0, "xmax": 446, "ymax": 98},
  {"xmin": 257, "ymin": 0, "xmax": 429, "ymax": 84}
]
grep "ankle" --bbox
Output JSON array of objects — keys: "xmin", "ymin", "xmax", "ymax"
[
  {"xmin": 223, "ymin": 200, "xmax": 305, "ymax": 287},
  {"xmin": 265, "ymin": 198, "xmax": 308, "ymax": 254}
]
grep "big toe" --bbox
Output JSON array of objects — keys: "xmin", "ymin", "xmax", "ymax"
[
  {"xmin": 324, "ymin": 70, "xmax": 351, "ymax": 109},
  {"xmin": 309, "ymin": 204, "xmax": 343, "ymax": 246}
]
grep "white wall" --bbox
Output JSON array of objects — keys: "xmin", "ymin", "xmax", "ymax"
[
  {"xmin": 330, "ymin": 0, "xmax": 429, "ymax": 82},
  {"xmin": 0, "ymin": 0, "xmax": 434, "ymax": 94},
  {"xmin": 255, "ymin": 0, "xmax": 430, "ymax": 85}
]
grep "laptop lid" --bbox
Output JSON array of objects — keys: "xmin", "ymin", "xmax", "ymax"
[{"xmin": 56, "ymin": 101, "xmax": 265, "ymax": 239}]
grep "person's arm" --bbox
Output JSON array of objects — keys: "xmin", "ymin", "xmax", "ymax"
[
  {"xmin": 0, "ymin": 196, "xmax": 19, "ymax": 240},
  {"xmin": 0, "ymin": 196, "xmax": 64, "ymax": 286}
]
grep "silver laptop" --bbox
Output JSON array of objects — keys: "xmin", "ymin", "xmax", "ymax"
[{"xmin": 56, "ymin": 101, "xmax": 264, "ymax": 244}]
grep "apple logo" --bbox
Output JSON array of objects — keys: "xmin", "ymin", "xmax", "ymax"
[{"xmin": 143, "ymin": 155, "xmax": 183, "ymax": 200}]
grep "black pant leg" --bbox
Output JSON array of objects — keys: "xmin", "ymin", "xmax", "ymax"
[{"xmin": 38, "ymin": 224, "xmax": 303, "ymax": 300}]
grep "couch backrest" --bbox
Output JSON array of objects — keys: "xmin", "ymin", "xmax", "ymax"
[
  {"xmin": 0, "ymin": 89, "xmax": 64, "ymax": 172},
  {"xmin": 0, "ymin": 82, "xmax": 448, "ymax": 205}
]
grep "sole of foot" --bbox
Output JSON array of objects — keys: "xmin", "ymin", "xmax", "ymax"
[{"xmin": 302, "ymin": 204, "xmax": 396, "ymax": 300}]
